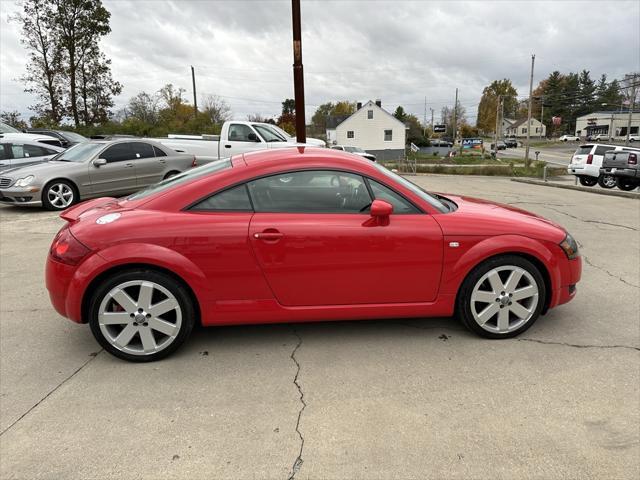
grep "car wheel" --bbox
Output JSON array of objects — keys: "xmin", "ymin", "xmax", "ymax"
[
  {"xmin": 615, "ymin": 178, "xmax": 638, "ymax": 191},
  {"xmin": 456, "ymin": 255, "xmax": 545, "ymax": 339},
  {"xmin": 42, "ymin": 180, "xmax": 77, "ymax": 211},
  {"xmin": 597, "ymin": 174, "xmax": 616, "ymax": 189},
  {"xmin": 88, "ymin": 269, "xmax": 195, "ymax": 362},
  {"xmin": 163, "ymin": 170, "xmax": 180, "ymax": 180},
  {"xmin": 579, "ymin": 176, "xmax": 598, "ymax": 187}
]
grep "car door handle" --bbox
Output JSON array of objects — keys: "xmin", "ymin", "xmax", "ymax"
[
  {"xmin": 253, "ymin": 231, "xmax": 283, "ymax": 241},
  {"xmin": 124, "ymin": 163, "xmax": 134, "ymax": 168},
  {"xmin": 159, "ymin": 159, "xmax": 166, "ymax": 163},
  {"xmin": 225, "ymin": 144, "xmax": 232, "ymax": 148}
]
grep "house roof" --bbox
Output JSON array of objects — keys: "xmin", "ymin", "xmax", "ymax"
[
  {"xmin": 508, "ymin": 118, "xmax": 542, "ymax": 129},
  {"xmin": 326, "ymin": 114, "xmax": 351, "ymax": 130}
]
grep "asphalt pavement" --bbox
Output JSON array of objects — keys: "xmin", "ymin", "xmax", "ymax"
[{"xmin": 1, "ymin": 175, "xmax": 638, "ymax": 480}]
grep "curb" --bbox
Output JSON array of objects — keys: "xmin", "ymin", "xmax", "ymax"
[{"xmin": 510, "ymin": 178, "xmax": 639, "ymax": 200}]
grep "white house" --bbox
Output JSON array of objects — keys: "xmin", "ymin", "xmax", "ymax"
[
  {"xmin": 326, "ymin": 100, "xmax": 407, "ymax": 160},
  {"xmin": 505, "ymin": 117, "xmax": 546, "ymax": 138}
]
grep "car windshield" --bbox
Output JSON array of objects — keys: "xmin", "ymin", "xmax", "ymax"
[
  {"xmin": 128, "ymin": 158, "xmax": 233, "ymax": 201},
  {"xmin": 344, "ymin": 146, "xmax": 365, "ymax": 153},
  {"xmin": 60, "ymin": 131, "xmax": 88, "ymax": 142},
  {"xmin": 271, "ymin": 125, "xmax": 294, "ymax": 140},
  {"xmin": 253, "ymin": 124, "xmax": 287, "ymax": 142},
  {"xmin": 371, "ymin": 163, "xmax": 448, "ymax": 213},
  {"xmin": 55, "ymin": 142, "xmax": 105, "ymax": 162},
  {"xmin": 0, "ymin": 122, "xmax": 20, "ymax": 134}
]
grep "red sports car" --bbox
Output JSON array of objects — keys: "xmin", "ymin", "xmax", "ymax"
[{"xmin": 46, "ymin": 148, "xmax": 582, "ymax": 362}]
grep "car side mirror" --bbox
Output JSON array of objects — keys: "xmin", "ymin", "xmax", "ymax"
[
  {"xmin": 247, "ymin": 132, "xmax": 259, "ymax": 142},
  {"xmin": 93, "ymin": 158, "xmax": 107, "ymax": 167},
  {"xmin": 371, "ymin": 199, "xmax": 393, "ymax": 217}
]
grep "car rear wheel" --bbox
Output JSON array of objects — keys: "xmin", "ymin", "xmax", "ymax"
[
  {"xmin": 88, "ymin": 270, "xmax": 195, "ymax": 362},
  {"xmin": 616, "ymin": 178, "xmax": 639, "ymax": 191},
  {"xmin": 457, "ymin": 255, "xmax": 545, "ymax": 339},
  {"xmin": 578, "ymin": 176, "xmax": 598, "ymax": 187},
  {"xmin": 597, "ymin": 174, "xmax": 616, "ymax": 189},
  {"xmin": 163, "ymin": 170, "xmax": 180, "ymax": 180},
  {"xmin": 42, "ymin": 180, "xmax": 77, "ymax": 211}
]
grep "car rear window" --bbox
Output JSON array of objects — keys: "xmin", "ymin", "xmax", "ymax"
[
  {"xmin": 574, "ymin": 145, "xmax": 592, "ymax": 156},
  {"xmin": 127, "ymin": 158, "xmax": 232, "ymax": 201},
  {"xmin": 594, "ymin": 146, "xmax": 612, "ymax": 156}
]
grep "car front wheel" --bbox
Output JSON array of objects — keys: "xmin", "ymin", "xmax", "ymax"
[
  {"xmin": 88, "ymin": 269, "xmax": 195, "ymax": 362},
  {"xmin": 597, "ymin": 174, "xmax": 616, "ymax": 189},
  {"xmin": 579, "ymin": 176, "xmax": 598, "ymax": 187},
  {"xmin": 457, "ymin": 255, "xmax": 545, "ymax": 339},
  {"xmin": 42, "ymin": 180, "xmax": 77, "ymax": 211}
]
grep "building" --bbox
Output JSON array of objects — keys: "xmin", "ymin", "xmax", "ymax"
[
  {"xmin": 501, "ymin": 118, "xmax": 516, "ymax": 134},
  {"xmin": 326, "ymin": 100, "xmax": 407, "ymax": 160},
  {"xmin": 505, "ymin": 117, "xmax": 546, "ymax": 138},
  {"xmin": 574, "ymin": 111, "xmax": 640, "ymax": 138}
]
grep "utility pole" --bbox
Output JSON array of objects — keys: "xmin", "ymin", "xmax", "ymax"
[
  {"xmin": 191, "ymin": 66, "xmax": 198, "ymax": 117},
  {"xmin": 625, "ymin": 73, "xmax": 638, "ymax": 146},
  {"xmin": 524, "ymin": 54, "xmax": 535, "ymax": 167},
  {"xmin": 430, "ymin": 108, "xmax": 434, "ymax": 128},
  {"xmin": 291, "ymin": 0, "xmax": 306, "ymax": 143},
  {"xmin": 423, "ymin": 96, "xmax": 427, "ymax": 136},
  {"xmin": 452, "ymin": 88, "xmax": 458, "ymax": 144},
  {"xmin": 494, "ymin": 95, "xmax": 502, "ymax": 156},
  {"xmin": 539, "ymin": 96, "xmax": 544, "ymax": 140}
]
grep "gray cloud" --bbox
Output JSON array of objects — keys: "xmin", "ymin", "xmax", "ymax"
[{"xmin": 1, "ymin": 0, "xmax": 638, "ymax": 125}]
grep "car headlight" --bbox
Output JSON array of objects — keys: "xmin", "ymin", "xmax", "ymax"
[
  {"xmin": 559, "ymin": 232, "xmax": 579, "ymax": 259},
  {"xmin": 15, "ymin": 175, "xmax": 35, "ymax": 187}
]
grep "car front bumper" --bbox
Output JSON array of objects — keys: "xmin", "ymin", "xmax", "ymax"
[{"xmin": 0, "ymin": 186, "xmax": 43, "ymax": 206}]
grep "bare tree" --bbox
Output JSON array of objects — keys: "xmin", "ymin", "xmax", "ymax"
[
  {"xmin": 201, "ymin": 95, "xmax": 231, "ymax": 124},
  {"xmin": 127, "ymin": 91, "xmax": 160, "ymax": 125},
  {"xmin": 0, "ymin": 111, "xmax": 28, "ymax": 129}
]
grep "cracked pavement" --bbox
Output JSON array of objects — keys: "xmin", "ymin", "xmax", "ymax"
[{"xmin": 1, "ymin": 176, "xmax": 639, "ymax": 479}]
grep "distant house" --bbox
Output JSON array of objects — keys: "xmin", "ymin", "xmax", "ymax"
[
  {"xmin": 501, "ymin": 118, "xmax": 516, "ymax": 134},
  {"xmin": 326, "ymin": 100, "xmax": 407, "ymax": 160},
  {"xmin": 505, "ymin": 118, "xmax": 546, "ymax": 138}
]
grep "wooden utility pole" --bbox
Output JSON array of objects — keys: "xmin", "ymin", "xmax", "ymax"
[
  {"xmin": 625, "ymin": 73, "xmax": 638, "ymax": 146},
  {"xmin": 452, "ymin": 88, "xmax": 458, "ymax": 143},
  {"xmin": 494, "ymin": 95, "xmax": 502, "ymax": 156},
  {"xmin": 191, "ymin": 66, "xmax": 198, "ymax": 117},
  {"xmin": 524, "ymin": 54, "xmax": 535, "ymax": 167},
  {"xmin": 291, "ymin": 0, "xmax": 306, "ymax": 143}
]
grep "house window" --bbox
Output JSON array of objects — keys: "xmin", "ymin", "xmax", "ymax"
[
  {"xmin": 384, "ymin": 129, "xmax": 392, "ymax": 141},
  {"xmin": 535, "ymin": 127, "xmax": 540, "ymax": 133},
  {"xmin": 367, "ymin": 110, "xmax": 373, "ymax": 119},
  {"xmin": 347, "ymin": 131, "xmax": 354, "ymax": 139},
  {"xmin": 522, "ymin": 128, "xmax": 527, "ymax": 134}
]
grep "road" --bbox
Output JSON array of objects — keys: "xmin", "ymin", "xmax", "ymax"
[
  {"xmin": 499, "ymin": 144, "xmax": 576, "ymax": 165},
  {"xmin": 1, "ymin": 176, "xmax": 639, "ymax": 480}
]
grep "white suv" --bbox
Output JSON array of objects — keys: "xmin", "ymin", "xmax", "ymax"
[
  {"xmin": 559, "ymin": 135, "xmax": 580, "ymax": 141},
  {"xmin": 568, "ymin": 143, "xmax": 640, "ymax": 188}
]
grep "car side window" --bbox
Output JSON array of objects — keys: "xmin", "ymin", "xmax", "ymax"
[
  {"xmin": 247, "ymin": 170, "xmax": 371, "ymax": 213},
  {"xmin": 38, "ymin": 139, "xmax": 63, "ymax": 148},
  {"xmin": 10, "ymin": 144, "xmax": 26, "ymax": 158},
  {"xmin": 101, "ymin": 143, "xmax": 133, "ymax": 163},
  {"xmin": 228, "ymin": 124, "xmax": 259, "ymax": 142},
  {"xmin": 594, "ymin": 146, "xmax": 611, "ymax": 156},
  {"xmin": 153, "ymin": 145, "xmax": 167, "ymax": 157},
  {"xmin": 24, "ymin": 144, "xmax": 54, "ymax": 157},
  {"xmin": 131, "ymin": 142, "xmax": 155, "ymax": 159},
  {"xmin": 367, "ymin": 179, "xmax": 419, "ymax": 214},
  {"xmin": 0, "ymin": 145, "xmax": 9, "ymax": 160},
  {"xmin": 191, "ymin": 184, "xmax": 253, "ymax": 212}
]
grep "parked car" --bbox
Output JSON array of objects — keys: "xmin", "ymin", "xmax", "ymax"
[
  {"xmin": 0, "ymin": 139, "xmax": 194, "ymax": 210},
  {"xmin": 504, "ymin": 138, "xmax": 518, "ymax": 148},
  {"xmin": 567, "ymin": 143, "xmax": 640, "ymax": 188},
  {"xmin": 25, "ymin": 129, "xmax": 88, "ymax": 148},
  {"xmin": 0, "ymin": 130, "xmax": 65, "ymax": 148},
  {"xmin": 491, "ymin": 141, "xmax": 507, "ymax": 150},
  {"xmin": 330, "ymin": 145, "xmax": 376, "ymax": 161},
  {"xmin": 0, "ymin": 140, "xmax": 64, "ymax": 172},
  {"xmin": 627, "ymin": 134, "xmax": 639, "ymax": 142},
  {"xmin": 45, "ymin": 148, "xmax": 582, "ymax": 362},
  {"xmin": 150, "ymin": 120, "xmax": 324, "ymax": 163},
  {"xmin": 593, "ymin": 133, "xmax": 611, "ymax": 142},
  {"xmin": 600, "ymin": 150, "xmax": 639, "ymax": 191},
  {"xmin": 430, "ymin": 139, "xmax": 453, "ymax": 147},
  {"xmin": 559, "ymin": 135, "xmax": 580, "ymax": 142}
]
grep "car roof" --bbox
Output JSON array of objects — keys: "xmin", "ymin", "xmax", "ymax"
[
  {"xmin": 240, "ymin": 147, "xmax": 373, "ymax": 169},
  {"xmin": 0, "ymin": 138, "xmax": 64, "ymax": 149}
]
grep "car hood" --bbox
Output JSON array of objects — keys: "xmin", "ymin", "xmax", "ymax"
[
  {"xmin": 434, "ymin": 194, "xmax": 566, "ymax": 242},
  {"xmin": 0, "ymin": 160, "xmax": 76, "ymax": 178}
]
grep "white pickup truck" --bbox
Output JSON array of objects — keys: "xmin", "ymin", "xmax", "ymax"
[{"xmin": 150, "ymin": 121, "xmax": 325, "ymax": 163}]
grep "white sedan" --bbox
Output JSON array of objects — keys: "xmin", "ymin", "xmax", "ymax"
[{"xmin": 559, "ymin": 135, "xmax": 580, "ymax": 142}]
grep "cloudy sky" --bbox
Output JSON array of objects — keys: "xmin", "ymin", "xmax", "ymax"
[{"xmin": 1, "ymin": 0, "xmax": 638, "ymax": 125}]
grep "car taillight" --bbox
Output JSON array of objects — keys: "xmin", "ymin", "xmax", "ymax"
[
  {"xmin": 586, "ymin": 154, "xmax": 593, "ymax": 164},
  {"xmin": 191, "ymin": 156, "xmax": 197, "ymax": 167},
  {"xmin": 50, "ymin": 226, "xmax": 91, "ymax": 265},
  {"xmin": 628, "ymin": 153, "xmax": 637, "ymax": 165}
]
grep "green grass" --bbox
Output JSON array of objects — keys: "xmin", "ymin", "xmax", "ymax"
[{"xmin": 380, "ymin": 161, "xmax": 565, "ymax": 178}]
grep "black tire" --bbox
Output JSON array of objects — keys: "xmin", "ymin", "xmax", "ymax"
[
  {"xmin": 42, "ymin": 179, "xmax": 78, "ymax": 211},
  {"xmin": 456, "ymin": 255, "xmax": 546, "ymax": 339},
  {"xmin": 88, "ymin": 269, "xmax": 195, "ymax": 362},
  {"xmin": 597, "ymin": 174, "xmax": 616, "ymax": 189},
  {"xmin": 578, "ymin": 176, "xmax": 598, "ymax": 187},
  {"xmin": 616, "ymin": 178, "xmax": 639, "ymax": 191},
  {"xmin": 163, "ymin": 170, "xmax": 180, "ymax": 180}
]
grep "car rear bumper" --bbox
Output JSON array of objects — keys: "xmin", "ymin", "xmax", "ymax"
[
  {"xmin": 567, "ymin": 164, "xmax": 600, "ymax": 178},
  {"xmin": 600, "ymin": 167, "xmax": 638, "ymax": 178}
]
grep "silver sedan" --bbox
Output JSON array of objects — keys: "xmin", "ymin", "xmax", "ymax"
[{"xmin": 0, "ymin": 139, "xmax": 194, "ymax": 210}]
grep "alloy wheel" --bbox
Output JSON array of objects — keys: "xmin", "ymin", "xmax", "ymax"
[
  {"xmin": 470, "ymin": 265, "xmax": 539, "ymax": 334},
  {"xmin": 47, "ymin": 183, "xmax": 74, "ymax": 209},
  {"xmin": 98, "ymin": 280, "xmax": 182, "ymax": 356}
]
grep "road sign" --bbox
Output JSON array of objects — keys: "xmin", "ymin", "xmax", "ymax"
[
  {"xmin": 410, "ymin": 142, "xmax": 419, "ymax": 153},
  {"xmin": 433, "ymin": 124, "xmax": 446, "ymax": 133}
]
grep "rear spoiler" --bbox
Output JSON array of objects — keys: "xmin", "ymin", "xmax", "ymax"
[{"xmin": 60, "ymin": 197, "xmax": 117, "ymax": 222}]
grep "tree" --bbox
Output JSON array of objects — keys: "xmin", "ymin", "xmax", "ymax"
[
  {"xmin": 159, "ymin": 84, "xmax": 186, "ymax": 113},
  {"xmin": 476, "ymin": 79, "xmax": 518, "ymax": 133},
  {"xmin": 13, "ymin": 0, "xmax": 64, "ymax": 124},
  {"xmin": 278, "ymin": 98, "xmax": 296, "ymax": 134},
  {"xmin": 393, "ymin": 106, "xmax": 407, "ymax": 122},
  {"xmin": 77, "ymin": 50, "xmax": 122, "ymax": 124},
  {"xmin": 281, "ymin": 99, "xmax": 295, "ymax": 115},
  {"xmin": 576, "ymin": 70, "xmax": 596, "ymax": 118},
  {"xmin": 310, "ymin": 101, "xmax": 355, "ymax": 134},
  {"xmin": 127, "ymin": 91, "xmax": 160, "ymax": 125},
  {"xmin": 0, "ymin": 111, "xmax": 28, "ymax": 130},
  {"xmin": 441, "ymin": 101, "xmax": 466, "ymax": 138},
  {"xmin": 201, "ymin": 95, "xmax": 231, "ymax": 125}
]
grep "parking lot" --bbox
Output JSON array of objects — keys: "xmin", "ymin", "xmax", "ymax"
[{"xmin": 1, "ymin": 175, "xmax": 638, "ymax": 479}]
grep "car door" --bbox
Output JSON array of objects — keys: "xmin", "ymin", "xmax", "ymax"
[
  {"xmin": 223, "ymin": 123, "xmax": 265, "ymax": 157},
  {"xmin": 88, "ymin": 142, "xmax": 138, "ymax": 196},
  {"xmin": 3, "ymin": 143, "xmax": 59, "ymax": 168},
  {"xmin": 130, "ymin": 142, "xmax": 164, "ymax": 187},
  {"xmin": 247, "ymin": 169, "xmax": 444, "ymax": 306}
]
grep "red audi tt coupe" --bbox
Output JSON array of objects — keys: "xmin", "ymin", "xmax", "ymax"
[{"xmin": 46, "ymin": 148, "xmax": 582, "ymax": 362}]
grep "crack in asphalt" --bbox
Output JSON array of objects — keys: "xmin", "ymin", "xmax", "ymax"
[
  {"xmin": 519, "ymin": 338, "xmax": 640, "ymax": 351},
  {"xmin": 581, "ymin": 255, "xmax": 640, "ymax": 289},
  {"xmin": 542, "ymin": 205, "xmax": 638, "ymax": 231},
  {"xmin": 287, "ymin": 328, "xmax": 306, "ymax": 480},
  {"xmin": 0, "ymin": 350, "xmax": 103, "ymax": 437}
]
